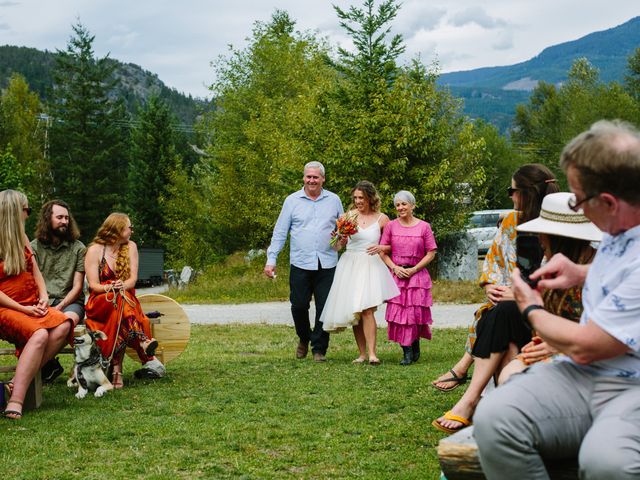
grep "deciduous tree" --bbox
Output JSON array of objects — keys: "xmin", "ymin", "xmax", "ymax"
[{"xmin": 0, "ymin": 73, "xmax": 50, "ymax": 202}]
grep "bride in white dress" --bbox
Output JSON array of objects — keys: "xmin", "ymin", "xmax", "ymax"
[{"xmin": 320, "ymin": 181, "xmax": 400, "ymax": 365}]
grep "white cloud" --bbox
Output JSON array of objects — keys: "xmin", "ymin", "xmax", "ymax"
[
  {"xmin": 449, "ymin": 6, "xmax": 507, "ymax": 29},
  {"xmin": 0, "ymin": 1, "xmax": 638, "ymax": 97}
]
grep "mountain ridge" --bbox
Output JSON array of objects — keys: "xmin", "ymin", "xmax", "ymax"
[
  {"xmin": 440, "ymin": 16, "xmax": 640, "ymax": 90},
  {"xmin": 438, "ymin": 16, "xmax": 640, "ymax": 130},
  {"xmin": 0, "ymin": 44, "xmax": 205, "ymax": 124}
]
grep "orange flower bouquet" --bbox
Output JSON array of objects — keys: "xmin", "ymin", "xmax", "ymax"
[{"xmin": 330, "ymin": 211, "xmax": 359, "ymax": 247}]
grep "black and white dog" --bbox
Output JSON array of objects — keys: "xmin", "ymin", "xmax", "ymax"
[{"xmin": 67, "ymin": 328, "xmax": 113, "ymax": 399}]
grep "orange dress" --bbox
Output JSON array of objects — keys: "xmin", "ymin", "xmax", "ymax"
[
  {"xmin": 84, "ymin": 253, "xmax": 153, "ymax": 363},
  {"xmin": 0, "ymin": 248, "xmax": 71, "ymax": 356}
]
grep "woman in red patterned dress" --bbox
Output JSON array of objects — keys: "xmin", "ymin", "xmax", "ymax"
[
  {"xmin": 0, "ymin": 190, "xmax": 72, "ymax": 419},
  {"xmin": 84, "ymin": 213, "xmax": 164, "ymax": 389}
]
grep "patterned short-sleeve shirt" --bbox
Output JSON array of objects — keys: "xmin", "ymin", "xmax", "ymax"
[{"xmin": 566, "ymin": 224, "xmax": 640, "ymax": 378}]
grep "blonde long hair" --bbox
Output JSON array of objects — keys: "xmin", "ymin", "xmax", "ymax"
[
  {"xmin": 0, "ymin": 190, "xmax": 28, "ymax": 275},
  {"xmin": 91, "ymin": 213, "xmax": 131, "ymax": 280}
]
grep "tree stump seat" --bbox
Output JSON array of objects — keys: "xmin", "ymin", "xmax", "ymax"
[
  {"xmin": 0, "ymin": 347, "xmax": 42, "ymax": 411},
  {"xmin": 437, "ymin": 426, "xmax": 578, "ymax": 480}
]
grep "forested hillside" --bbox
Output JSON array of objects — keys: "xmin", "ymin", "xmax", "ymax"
[
  {"xmin": 439, "ymin": 16, "xmax": 640, "ymax": 130},
  {"xmin": 0, "ymin": 45, "xmax": 205, "ymax": 123}
]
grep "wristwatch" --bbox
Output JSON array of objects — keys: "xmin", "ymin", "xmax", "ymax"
[{"xmin": 522, "ymin": 304, "xmax": 545, "ymax": 329}]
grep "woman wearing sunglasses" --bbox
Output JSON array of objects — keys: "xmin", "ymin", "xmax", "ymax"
[
  {"xmin": 432, "ymin": 164, "xmax": 559, "ymax": 434},
  {"xmin": 0, "ymin": 190, "xmax": 73, "ymax": 419}
]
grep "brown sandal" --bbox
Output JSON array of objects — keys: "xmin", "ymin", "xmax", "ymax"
[
  {"xmin": 111, "ymin": 371, "xmax": 124, "ymax": 389},
  {"xmin": 3, "ymin": 399, "xmax": 23, "ymax": 420}
]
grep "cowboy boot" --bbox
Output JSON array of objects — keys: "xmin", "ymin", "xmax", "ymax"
[
  {"xmin": 400, "ymin": 346, "xmax": 413, "ymax": 366},
  {"xmin": 412, "ymin": 340, "xmax": 420, "ymax": 363}
]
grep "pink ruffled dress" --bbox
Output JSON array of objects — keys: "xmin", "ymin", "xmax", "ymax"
[{"xmin": 380, "ymin": 219, "xmax": 437, "ymax": 346}]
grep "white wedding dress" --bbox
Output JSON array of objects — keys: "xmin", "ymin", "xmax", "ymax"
[{"xmin": 320, "ymin": 216, "xmax": 400, "ymax": 332}]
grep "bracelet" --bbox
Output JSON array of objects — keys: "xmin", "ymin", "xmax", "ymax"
[{"xmin": 522, "ymin": 304, "xmax": 545, "ymax": 329}]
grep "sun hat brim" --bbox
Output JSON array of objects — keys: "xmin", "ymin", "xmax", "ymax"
[{"xmin": 517, "ymin": 209, "xmax": 602, "ymax": 242}]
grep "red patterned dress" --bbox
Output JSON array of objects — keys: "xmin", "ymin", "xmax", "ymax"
[
  {"xmin": 0, "ymin": 247, "xmax": 70, "ymax": 356},
  {"xmin": 84, "ymin": 251, "xmax": 153, "ymax": 363}
]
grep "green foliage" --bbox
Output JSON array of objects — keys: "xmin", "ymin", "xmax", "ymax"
[
  {"xmin": 126, "ymin": 96, "xmax": 180, "ymax": 247},
  {"xmin": 625, "ymin": 47, "xmax": 640, "ymax": 101},
  {"xmin": 513, "ymin": 57, "xmax": 640, "ymax": 179},
  {"xmin": 0, "ymin": 73, "xmax": 50, "ymax": 202},
  {"xmin": 0, "ymin": 147, "xmax": 31, "ymax": 191},
  {"xmin": 161, "ymin": 165, "xmax": 228, "ymax": 267},
  {"xmin": 164, "ymin": 10, "xmax": 339, "ymax": 263},
  {"xmin": 48, "ymin": 22, "xmax": 131, "ymax": 241},
  {"xmin": 164, "ymin": 4, "xmax": 489, "ymax": 265},
  {"xmin": 473, "ymin": 120, "xmax": 523, "ymax": 208},
  {"xmin": 320, "ymin": 60, "xmax": 487, "ymax": 237}
]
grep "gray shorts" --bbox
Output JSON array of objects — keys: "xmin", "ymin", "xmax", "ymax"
[{"xmin": 51, "ymin": 299, "xmax": 85, "ymax": 323}]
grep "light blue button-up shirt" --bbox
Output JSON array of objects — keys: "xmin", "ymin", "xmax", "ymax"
[{"xmin": 266, "ymin": 188, "xmax": 344, "ymax": 270}]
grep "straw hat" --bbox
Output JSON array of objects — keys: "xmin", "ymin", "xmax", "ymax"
[{"xmin": 517, "ymin": 192, "xmax": 602, "ymax": 242}]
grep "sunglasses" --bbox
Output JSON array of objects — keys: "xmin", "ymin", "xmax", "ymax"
[
  {"xmin": 507, "ymin": 187, "xmax": 520, "ymax": 197},
  {"xmin": 23, "ymin": 207, "xmax": 32, "ymax": 216},
  {"xmin": 567, "ymin": 193, "xmax": 599, "ymax": 212}
]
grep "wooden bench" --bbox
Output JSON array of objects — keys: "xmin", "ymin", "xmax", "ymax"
[
  {"xmin": 0, "ymin": 347, "xmax": 43, "ymax": 411},
  {"xmin": 437, "ymin": 426, "xmax": 578, "ymax": 480}
]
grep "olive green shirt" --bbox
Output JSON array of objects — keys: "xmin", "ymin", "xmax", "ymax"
[{"xmin": 30, "ymin": 238, "xmax": 86, "ymax": 306}]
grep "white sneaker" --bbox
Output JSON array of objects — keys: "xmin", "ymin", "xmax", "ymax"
[{"xmin": 134, "ymin": 358, "xmax": 166, "ymax": 379}]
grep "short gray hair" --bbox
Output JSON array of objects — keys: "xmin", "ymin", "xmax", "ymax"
[
  {"xmin": 304, "ymin": 161, "xmax": 325, "ymax": 177},
  {"xmin": 393, "ymin": 190, "xmax": 416, "ymax": 205}
]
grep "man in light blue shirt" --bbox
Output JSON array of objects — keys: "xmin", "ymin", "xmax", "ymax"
[{"xmin": 264, "ymin": 161, "xmax": 343, "ymax": 362}]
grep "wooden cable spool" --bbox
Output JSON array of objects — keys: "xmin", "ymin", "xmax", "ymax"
[{"xmin": 125, "ymin": 294, "xmax": 190, "ymax": 364}]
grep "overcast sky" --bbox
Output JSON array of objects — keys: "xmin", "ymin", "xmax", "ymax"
[{"xmin": 0, "ymin": 1, "xmax": 638, "ymax": 99}]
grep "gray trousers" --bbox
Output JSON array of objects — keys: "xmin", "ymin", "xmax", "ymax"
[{"xmin": 473, "ymin": 361, "xmax": 640, "ymax": 480}]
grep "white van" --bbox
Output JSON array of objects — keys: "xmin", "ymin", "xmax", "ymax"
[{"xmin": 467, "ymin": 209, "xmax": 513, "ymax": 255}]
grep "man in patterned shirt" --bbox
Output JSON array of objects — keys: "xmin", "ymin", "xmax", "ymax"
[{"xmin": 474, "ymin": 120, "xmax": 640, "ymax": 479}]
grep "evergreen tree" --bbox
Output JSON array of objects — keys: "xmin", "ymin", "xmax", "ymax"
[
  {"xmin": 127, "ymin": 95, "xmax": 180, "ymax": 247},
  {"xmin": 48, "ymin": 22, "xmax": 130, "ymax": 241},
  {"xmin": 321, "ymin": 0, "xmax": 486, "ymax": 236},
  {"xmin": 334, "ymin": 0, "xmax": 405, "ymax": 100}
]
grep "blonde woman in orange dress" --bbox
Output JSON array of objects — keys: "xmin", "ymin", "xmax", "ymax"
[
  {"xmin": 0, "ymin": 190, "xmax": 72, "ymax": 419},
  {"xmin": 84, "ymin": 213, "xmax": 164, "ymax": 388}
]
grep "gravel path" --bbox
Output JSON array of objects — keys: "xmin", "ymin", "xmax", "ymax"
[{"xmin": 137, "ymin": 286, "xmax": 479, "ymax": 329}]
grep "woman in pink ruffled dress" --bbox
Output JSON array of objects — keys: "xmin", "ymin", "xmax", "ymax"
[{"xmin": 380, "ymin": 191, "xmax": 437, "ymax": 365}]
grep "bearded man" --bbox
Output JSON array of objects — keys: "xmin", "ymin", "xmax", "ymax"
[{"xmin": 31, "ymin": 200, "xmax": 86, "ymax": 382}]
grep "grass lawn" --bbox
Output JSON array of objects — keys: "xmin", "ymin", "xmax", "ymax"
[
  {"xmin": 1, "ymin": 325, "xmax": 469, "ymax": 479},
  {"xmin": 167, "ymin": 254, "xmax": 486, "ymax": 305}
]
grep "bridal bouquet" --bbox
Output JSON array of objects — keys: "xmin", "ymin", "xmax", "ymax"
[{"xmin": 329, "ymin": 211, "xmax": 359, "ymax": 247}]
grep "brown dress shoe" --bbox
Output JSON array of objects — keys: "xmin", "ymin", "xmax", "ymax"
[
  {"xmin": 296, "ymin": 341, "xmax": 309, "ymax": 359},
  {"xmin": 313, "ymin": 353, "xmax": 327, "ymax": 362}
]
